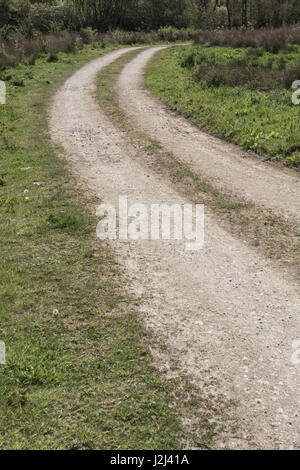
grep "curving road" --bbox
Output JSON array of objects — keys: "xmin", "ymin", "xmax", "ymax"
[
  {"xmin": 50, "ymin": 47, "xmax": 300, "ymax": 449},
  {"xmin": 117, "ymin": 46, "xmax": 300, "ymax": 222}
]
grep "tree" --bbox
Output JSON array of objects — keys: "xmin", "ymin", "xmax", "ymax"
[
  {"xmin": 226, "ymin": 0, "xmax": 232, "ymax": 29},
  {"xmin": 242, "ymin": 0, "xmax": 248, "ymax": 27}
]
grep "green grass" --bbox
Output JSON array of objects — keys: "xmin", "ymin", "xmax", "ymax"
[
  {"xmin": 181, "ymin": 44, "xmax": 300, "ymax": 70},
  {"xmin": 146, "ymin": 45, "xmax": 300, "ymax": 167},
  {"xmin": 0, "ymin": 43, "xmax": 190, "ymax": 450}
]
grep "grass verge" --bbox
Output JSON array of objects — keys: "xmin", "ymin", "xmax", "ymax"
[
  {"xmin": 97, "ymin": 50, "xmax": 300, "ymax": 278},
  {"xmin": 145, "ymin": 46, "xmax": 300, "ymax": 168},
  {"xmin": 0, "ymin": 43, "xmax": 210, "ymax": 449}
]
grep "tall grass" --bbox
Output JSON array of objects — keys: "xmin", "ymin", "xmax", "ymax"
[
  {"xmin": 194, "ymin": 64, "xmax": 300, "ymax": 90},
  {"xmin": 0, "ymin": 26, "xmax": 198, "ymax": 69},
  {"xmin": 194, "ymin": 27, "xmax": 300, "ymax": 53},
  {"xmin": 107, "ymin": 26, "xmax": 196, "ymax": 45},
  {"xmin": 0, "ymin": 32, "xmax": 81, "ymax": 68},
  {"xmin": 2, "ymin": 27, "xmax": 299, "ymax": 70}
]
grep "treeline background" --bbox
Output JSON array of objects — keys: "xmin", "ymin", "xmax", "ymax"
[{"xmin": 0, "ymin": 0, "xmax": 300, "ymax": 37}]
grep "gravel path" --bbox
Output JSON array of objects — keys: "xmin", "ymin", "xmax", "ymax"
[
  {"xmin": 50, "ymin": 47, "xmax": 300, "ymax": 449},
  {"xmin": 117, "ymin": 46, "xmax": 300, "ymax": 222}
]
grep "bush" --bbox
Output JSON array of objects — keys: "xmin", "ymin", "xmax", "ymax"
[
  {"xmin": 158, "ymin": 26, "xmax": 179, "ymax": 42},
  {"xmin": 30, "ymin": 3, "xmax": 67, "ymax": 34},
  {"xmin": 194, "ymin": 64, "xmax": 300, "ymax": 90},
  {"xmin": 47, "ymin": 53, "xmax": 59, "ymax": 63},
  {"xmin": 109, "ymin": 27, "xmax": 196, "ymax": 45},
  {"xmin": 0, "ymin": 32, "xmax": 81, "ymax": 68},
  {"xmin": 79, "ymin": 27, "xmax": 97, "ymax": 44},
  {"xmin": 193, "ymin": 27, "xmax": 300, "ymax": 52},
  {"xmin": 181, "ymin": 52, "xmax": 195, "ymax": 69},
  {"xmin": 109, "ymin": 29, "xmax": 156, "ymax": 45}
]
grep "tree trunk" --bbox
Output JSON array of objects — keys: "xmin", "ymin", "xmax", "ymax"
[
  {"xmin": 242, "ymin": 0, "xmax": 248, "ymax": 27},
  {"xmin": 226, "ymin": 0, "xmax": 232, "ymax": 29}
]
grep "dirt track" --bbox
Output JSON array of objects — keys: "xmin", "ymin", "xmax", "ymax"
[
  {"xmin": 117, "ymin": 46, "xmax": 300, "ymax": 222},
  {"xmin": 50, "ymin": 47, "xmax": 300, "ymax": 449}
]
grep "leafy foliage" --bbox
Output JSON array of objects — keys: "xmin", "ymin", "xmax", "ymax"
[{"xmin": 0, "ymin": 1, "xmax": 300, "ymax": 37}]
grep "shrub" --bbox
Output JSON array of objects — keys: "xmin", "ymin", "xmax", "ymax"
[
  {"xmin": 109, "ymin": 29, "xmax": 158, "ymax": 45},
  {"xmin": 79, "ymin": 27, "xmax": 97, "ymax": 44},
  {"xmin": 30, "ymin": 3, "xmax": 67, "ymax": 34},
  {"xmin": 194, "ymin": 64, "xmax": 300, "ymax": 90},
  {"xmin": 109, "ymin": 27, "xmax": 196, "ymax": 45},
  {"xmin": 181, "ymin": 52, "xmax": 195, "ymax": 69},
  {"xmin": 47, "ymin": 53, "xmax": 58, "ymax": 63},
  {"xmin": 158, "ymin": 26, "xmax": 179, "ymax": 42},
  {"xmin": 193, "ymin": 27, "xmax": 300, "ymax": 52},
  {"xmin": 0, "ymin": 32, "xmax": 81, "ymax": 68}
]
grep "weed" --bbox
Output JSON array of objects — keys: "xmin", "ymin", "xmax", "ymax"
[
  {"xmin": 47, "ymin": 53, "xmax": 59, "ymax": 63},
  {"xmin": 193, "ymin": 27, "xmax": 300, "ymax": 52}
]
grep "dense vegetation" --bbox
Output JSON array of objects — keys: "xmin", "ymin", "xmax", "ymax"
[
  {"xmin": 146, "ymin": 42, "xmax": 300, "ymax": 167},
  {"xmin": 1, "ymin": 1, "xmax": 300, "ymax": 69},
  {"xmin": 0, "ymin": 0, "xmax": 299, "ymax": 36}
]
